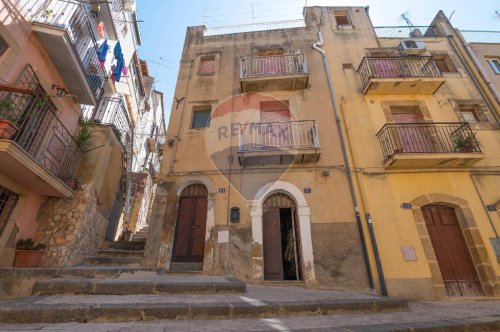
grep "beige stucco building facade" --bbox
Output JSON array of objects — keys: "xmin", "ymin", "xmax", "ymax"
[{"xmin": 147, "ymin": 6, "xmax": 500, "ymax": 300}]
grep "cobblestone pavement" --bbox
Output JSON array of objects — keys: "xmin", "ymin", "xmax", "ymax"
[{"xmin": 0, "ymin": 299, "xmax": 498, "ymax": 331}]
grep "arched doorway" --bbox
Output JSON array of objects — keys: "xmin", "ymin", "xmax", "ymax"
[
  {"xmin": 263, "ymin": 192, "xmax": 303, "ymax": 281},
  {"xmin": 172, "ymin": 184, "xmax": 208, "ymax": 263},
  {"xmin": 422, "ymin": 204, "xmax": 482, "ymax": 297}
]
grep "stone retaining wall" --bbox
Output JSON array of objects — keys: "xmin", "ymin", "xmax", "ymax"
[{"xmin": 35, "ymin": 183, "xmax": 107, "ymax": 267}]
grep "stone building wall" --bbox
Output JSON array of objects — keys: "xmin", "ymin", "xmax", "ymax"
[{"xmin": 35, "ymin": 183, "xmax": 107, "ymax": 267}]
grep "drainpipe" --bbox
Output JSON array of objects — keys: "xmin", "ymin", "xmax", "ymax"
[
  {"xmin": 312, "ymin": 31, "xmax": 378, "ymax": 293},
  {"xmin": 458, "ymin": 32, "xmax": 500, "ymax": 105}
]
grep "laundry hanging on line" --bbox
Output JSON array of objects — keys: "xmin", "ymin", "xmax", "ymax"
[
  {"xmin": 113, "ymin": 42, "xmax": 125, "ymax": 82},
  {"xmin": 96, "ymin": 39, "xmax": 109, "ymax": 68},
  {"xmin": 97, "ymin": 21, "xmax": 105, "ymax": 39}
]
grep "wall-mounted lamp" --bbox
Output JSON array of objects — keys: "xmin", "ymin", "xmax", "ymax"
[{"xmin": 51, "ymin": 84, "xmax": 68, "ymax": 97}]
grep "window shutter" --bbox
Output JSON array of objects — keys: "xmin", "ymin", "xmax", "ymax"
[
  {"xmin": 199, "ymin": 57, "xmax": 216, "ymax": 74},
  {"xmin": 260, "ymin": 101, "xmax": 290, "ymax": 122}
]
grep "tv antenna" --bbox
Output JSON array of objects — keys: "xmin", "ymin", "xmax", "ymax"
[{"xmin": 400, "ymin": 12, "xmax": 415, "ymax": 27}]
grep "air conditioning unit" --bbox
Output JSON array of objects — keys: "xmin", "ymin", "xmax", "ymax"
[
  {"xmin": 124, "ymin": 0, "xmax": 136, "ymax": 12},
  {"xmin": 399, "ymin": 40, "xmax": 426, "ymax": 55}
]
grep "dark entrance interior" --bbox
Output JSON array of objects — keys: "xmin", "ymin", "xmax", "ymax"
[
  {"xmin": 422, "ymin": 205, "xmax": 482, "ymax": 297},
  {"xmin": 172, "ymin": 184, "xmax": 208, "ymax": 263},
  {"xmin": 263, "ymin": 193, "xmax": 302, "ymax": 281}
]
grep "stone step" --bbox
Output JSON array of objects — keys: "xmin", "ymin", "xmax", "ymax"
[
  {"xmin": 83, "ymin": 256, "xmax": 143, "ymax": 267},
  {"xmin": 110, "ymin": 240, "xmax": 145, "ymax": 250},
  {"xmin": 97, "ymin": 249, "xmax": 144, "ymax": 258},
  {"xmin": 131, "ymin": 236, "xmax": 147, "ymax": 242},
  {"xmin": 169, "ymin": 262, "xmax": 203, "ymax": 272},
  {"xmin": 32, "ymin": 276, "xmax": 246, "ymax": 296},
  {"xmin": 0, "ymin": 296, "xmax": 407, "ymax": 324}
]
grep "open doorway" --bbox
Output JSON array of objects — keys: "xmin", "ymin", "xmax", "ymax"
[{"xmin": 263, "ymin": 193, "xmax": 302, "ymax": 281}]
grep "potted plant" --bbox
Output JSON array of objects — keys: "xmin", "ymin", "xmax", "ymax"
[
  {"xmin": 0, "ymin": 100, "xmax": 19, "ymax": 139},
  {"xmin": 453, "ymin": 131, "xmax": 483, "ymax": 152},
  {"xmin": 14, "ymin": 239, "xmax": 47, "ymax": 268}
]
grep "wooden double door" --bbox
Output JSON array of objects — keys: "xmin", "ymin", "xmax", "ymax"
[
  {"xmin": 172, "ymin": 185, "xmax": 208, "ymax": 263},
  {"xmin": 422, "ymin": 205, "xmax": 482, "ymax": 297}
]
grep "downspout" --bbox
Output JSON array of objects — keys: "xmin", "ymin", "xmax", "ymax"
[
  {"xmin": 458, "ymin": 32, "xmax": 500, "ymax": 105},
  {"xmin": 447, "ymin": 37, "xmax": 500, "ymax": 125},
  {"xmin": 312, "ymin": 31, "xmax": 378, "ymax": 293}
]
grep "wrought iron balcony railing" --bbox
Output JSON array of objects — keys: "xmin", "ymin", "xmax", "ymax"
[
  {"xmin": 23, "ymin": 0, "xmax": 106, "ymax": 98},
  {"xmin": 238, "ymin": 120, "xmax": 319, "ymax": 152},
  {"xmin": 460, "ymin": 30, "xmax": 500, "ymax": 44},
  {"xmin": 376, "ymin": 122, "xmax": 481, "ymax": 161},
  {"xmin": 81, "ymin": 97, "xmax": 133, "ymax": 149},
  {"xmin": 357, "ymin": 56, "xmax": 442, "ymax": 92},
  {"xmin": 373, "ymin": 25, "xmax": 445, "ymax": 39},
  {"xmin": 240, "ymin": 54, "xmax": 308, "ymax": 79},
  {"xmin": 1, "ymin": 66, "xmax": 82, "ymax": 189}
]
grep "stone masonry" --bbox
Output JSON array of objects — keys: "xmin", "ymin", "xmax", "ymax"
[{"xmin": 35, "ymin": 183, "xmax": 107, "ymax": 267}]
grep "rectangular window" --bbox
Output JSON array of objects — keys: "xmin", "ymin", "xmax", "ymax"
[
  {"xmin": 459, "ymin": 106, "xmax": 487, "ymax": 123},
  {"xmin": 191, "ymin": 108, "xmax": 211, "ymax": 129},
  {"xmin": 487, "ymin": 59, "xmax": 500, "ymax": 74},
  {"xmin": 433, "ymin": 54, "xmax": 457, "ymax": 73},
  {"xmin": 260, "ymin": 101, "xmax": 290, "ymax": 122},
  {"xmin": 334, "ymin": 10, "xmax": 351, "ymax": 25},
  {"xmin": 0, "ymin": 35, "xmax": 7, "ymax": 57},
  {"xmin": 0, "ymin": 186, "xmax": 18, "ymax": 237},
  {"xmin": 199, "ymin": 56, "xmax": 216, "ymax": 74}
]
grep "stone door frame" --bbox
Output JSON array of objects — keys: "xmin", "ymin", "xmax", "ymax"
[
  {"xmin": 250, "ymin": 180, "xmax": 317, "ymax": 286},
  {"xmin": 410, "ymin": 193, "xmax": 499, "ymax": 299},
  {"xmin": 170, "ymin": 175, "xmax": 216, "ymax": 273}
]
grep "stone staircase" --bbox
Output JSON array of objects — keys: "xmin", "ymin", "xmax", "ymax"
[
  {"xmin": 0, "ymin": 224, "xmax": 414, "ymax": 326},
  {"xmin": 83, "ymin": 226, "xmax": 148, "ymax": 267}
]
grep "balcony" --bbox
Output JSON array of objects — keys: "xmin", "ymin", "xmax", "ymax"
[
  {"xmin": 0, "ymin": 66, "xmax": 82, "ymax": 197},
  {"xmin": 240, "ymin": 54, "xmax": 309, "ymax": 92},
  {"xmin": 89, "ymin": 0, "xmax": 126, "ymax": 40},
  {"xmin": 377, "ymin": 122, "xmax": 484, "ymax": 168},
  {"xmin": 237, "ymin": 120, "xmax": 320, "ymax": 166},
  {"xmin": 357, "ymin": 57, "xmax": 445, "ymax": 95},
  {"xmin": 25, "ymin": 0, "xmax": 106, "ymax": 105},
  {"xmin": 81, "ymin": 97, "xmax": 133, "ymax": 148}
]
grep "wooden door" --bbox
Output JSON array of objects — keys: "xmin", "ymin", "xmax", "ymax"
[
  {"xmin": 172, "ymin": 185, "xmax": 208, "ymax": 263},
  {"xmin": 422, "ymin": 205, "xmax": 482, "ymax": 297},
  {"xmin": 263, "ymin": 207, "xmax": 284, "ymax": 280},
  {"xmin": 371, "ymin": 58, "xmax": 400, "ymax": 78},
  {"xmin": 393, "ymin": 112, "xmax": 431, "ymax": 153},
  {"xmin": 260, "ymin": 101, "xmax": 291, "ymax": 150}
]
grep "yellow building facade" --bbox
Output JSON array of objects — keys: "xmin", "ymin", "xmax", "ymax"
[{"xmin": 146, "ymin": 6, "xmax": 500, "ymax": 300}]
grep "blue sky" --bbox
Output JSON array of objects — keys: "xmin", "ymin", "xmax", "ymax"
[{"xmin": 136, "ymin": 0, "xmax": 499, "ymax": 121}]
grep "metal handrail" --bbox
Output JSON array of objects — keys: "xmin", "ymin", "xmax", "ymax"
[
  {"xmin": 237, "ymin": 120, "xmax": 319, "ymax": 152},
  {"xmin": 357, "ymin": 56, "xmax": 442, "ymax": 92},
  {"xmin": 205, "ymin": 19, "xmax": 305, "ymax": 36},
  {"xmin": 376, "ymin": 122, "xmax": 481, "ymax": 160},
  {"xmin": 459, "ymin": 30, "xmax": 500, "ymax": 44},
  {"xmin": 373, "ymin": 25, "xmax": 445, "ymax": 38},
  {"xmin": 240, "ymin": 54, "xmax": 308, "ymax": 79},
  {"xmin": 1, "ymin": 65, "xmax": 82, "ymax": 189}
]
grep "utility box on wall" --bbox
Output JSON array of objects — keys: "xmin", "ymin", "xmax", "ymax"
[{"xmin": 230, "ymin": 207, "xmax": 240, "ymax": 223}]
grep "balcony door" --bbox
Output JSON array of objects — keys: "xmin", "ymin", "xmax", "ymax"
[
  {"xmin": 260, "ymin": 101, "xmax": 291, "ymax": 150},
  {"xmin": 392, "ymin": 110, "xmax": 431, "ymax": 153},
  {"xmin": 257, "ymin": 48, "xmax": 285, "ymax": 75}
]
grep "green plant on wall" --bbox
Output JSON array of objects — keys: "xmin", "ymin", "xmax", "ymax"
[
  {"xmin": 75, "ymin": 121, "xmax": 92, "ymax": 151},
  {"xmin": 0, "ymin": 99, "xmax": 18, "ymax": 126}
]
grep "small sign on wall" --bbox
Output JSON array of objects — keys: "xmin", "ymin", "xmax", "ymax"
[
  {"xmin": 304, "ymin": 188, "xmax": 312, "ymax": 194},
  {"xmin": 219, "ymin": 188, "xmax": 226, "ymax": 193},
  {"xmin": 486, "ymin": 205, "xmax": 497, "ymax": 212},
  {"xmin": 218, "ymin": 231, "xmax": 229, "ymax": 243},
  {"xmin": 401, "ymin": 246, "xmax": 417, "ymax": 261},
  {"xmin": 401, "ymin": 203, "xmax": 412, "ymax": 209}
]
